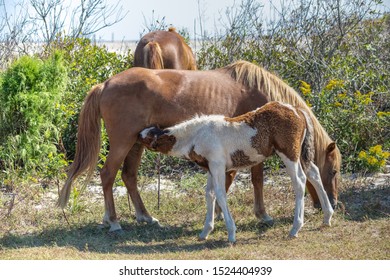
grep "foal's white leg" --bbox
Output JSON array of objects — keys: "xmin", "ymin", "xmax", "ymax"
[
  {"xmin": 278, "ymin": 153, "xmax": 306, "ymax": 238},
  {"xmin": 305, "ymin": 162, "xmax": 334, "ymax": 226},
  {"xmin": 199, "ymin": 174, "xmax": 216, "ymax": 240},
  {"xmin": 209, "ymin": 163, "xmax": 237, "ymax": 243}
]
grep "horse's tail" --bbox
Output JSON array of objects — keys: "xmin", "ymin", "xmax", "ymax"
[
  {"xmin": 299, "ymin": 108, "xmax": 315, "ymax": 170},
  {"xmin": 144, "ymin": 41, "xmax": 164, "ymax": 69},
  {"xmin": 58, "ymin": 83, "xmax": 103, "ymax": 208}
]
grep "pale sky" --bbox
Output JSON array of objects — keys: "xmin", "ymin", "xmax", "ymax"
[
  {"xmin": 96, "ymin": 0, "xmax": 250, "ymax": 40},
  {"xmin": 2, "ymin": 0, "xmax": 389, "ymax": 41},
  {"xmin": 95, "ymin": 0, "xmax": 390, "ymax": 40}
]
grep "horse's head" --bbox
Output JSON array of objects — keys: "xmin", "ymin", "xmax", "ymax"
[
  {"xmin": 320, "ymin": 142, "xmax": 342, "ymax": 209},
  {"xmin": 139, "ymin": 126, "xmax": 176, "ymax": 154}
]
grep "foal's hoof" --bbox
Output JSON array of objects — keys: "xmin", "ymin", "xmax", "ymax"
[
  {"xmin": 320, "ymin": 223, "xmax": 331, "ymax": 229},
  {"xmin": 288, "ymin": 233, "xmax": 298, "ymax": 239}
]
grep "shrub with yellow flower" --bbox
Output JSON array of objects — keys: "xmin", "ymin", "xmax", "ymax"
[{"xmin": 358, "ymin": 145, "xmax": 389, "ymax": 173}]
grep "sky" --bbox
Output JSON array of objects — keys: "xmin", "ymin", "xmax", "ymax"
[
  {"xmin": 2, "ymin": 0, "xmax": 390, "ymax": 41},
  {"xmin": 96, "ymin": 0, "xmax": 247, "ymax": 40},
  {"xmin": 95, "ymin": 0, "xmax": 390, "ymax": 41}
]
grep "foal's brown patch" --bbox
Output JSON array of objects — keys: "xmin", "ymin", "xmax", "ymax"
[
  {"xmin": 154, "ymin": 134, "xmax": 177, "ymax": 154},
  {"xmin": 230, "ymin": 150, "xmax": 256, "ymax": 168},
  {"xmin": 226, "ymin": 102, "xmax": 306, "ymax": 162},
  {"xmin": 188, "ymin": 146, "xmax": 209, "ymax": 170}
]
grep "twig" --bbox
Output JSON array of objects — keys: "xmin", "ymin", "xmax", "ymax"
[{"xmin": 157, "ymin": 153, "xmax": 161, "ymax": 210}]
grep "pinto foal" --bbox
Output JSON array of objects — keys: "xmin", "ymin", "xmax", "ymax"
[{"xmin": 139, "ymin": 101, "xmax": 334, "ymax": 243}]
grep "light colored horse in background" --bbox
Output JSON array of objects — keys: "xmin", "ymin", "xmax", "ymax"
[
  {"xmin": 139, "ymin": 101, "xmax": 334, "ymax": 243},
  {"xmin": 58, "ymin": 61, "xmax": 341, "ymax": 233}
]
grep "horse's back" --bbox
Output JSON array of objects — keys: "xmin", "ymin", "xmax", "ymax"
[{"xmin": 134, "ymin": 29, "xmax": 196, "ymax": 70}]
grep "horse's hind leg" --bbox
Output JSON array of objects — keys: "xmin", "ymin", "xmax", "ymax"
[
  {"xmin": 101, "ymin": 143, "xmax": 133, "ymax": 232},
  {"xmin": 279, "ymin": 154, "xmax": 306, "ymax": 237},
  {"xmin": 210, "ymin": 163, "xmax": 236, "ymax": 243},
  {"xmin": 215, "ymin": 170, "xmax": 236, "ymax": 220},
  {"xmin": 305, "ymin": 162, "xmax": 334, "ymax": 226},
  {"xmin": 122, "ymin": 143, "xmax": 159, "ymax": 224},
  {"xmin": 251, "ymin": 163, "xmax": 273, "ymax": 224}
]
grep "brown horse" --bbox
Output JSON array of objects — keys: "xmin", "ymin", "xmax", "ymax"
[
  {"xmin": 134, "ymin": 27, "xmax": 197, "ymax": 70},
  {"xmin": 58, "ymin": 60, "xmax": 341, "ymax": 232},
  {"xmin": 139, "ymin": 101, "xmax": 334, "ymax": 242}
]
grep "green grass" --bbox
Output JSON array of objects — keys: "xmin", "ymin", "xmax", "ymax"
[{"xmin": 0, "ymin": 171, "xmax": 389, "ymax": 260}]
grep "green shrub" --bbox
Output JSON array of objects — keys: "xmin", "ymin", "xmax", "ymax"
[
  {"xmin": 300, "ymin": 79, "xmax": 389, "ymax": 172},
  {"xmin": 0, "ymin": 52, "xmax": 67, "ymax": 173},
  {"xmin": 49, "ymin": 36, "xmax": 133, "ymax": 160}
]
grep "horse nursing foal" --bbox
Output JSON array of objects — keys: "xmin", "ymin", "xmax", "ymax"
[{"xmin": 139, "ymin": 102, "xmax": 334, "ymax": 243}]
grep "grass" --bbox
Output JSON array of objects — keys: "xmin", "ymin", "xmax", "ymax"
[{"xmin": 0, "ymin": 169, "xmax": 389, "ymax": 260}]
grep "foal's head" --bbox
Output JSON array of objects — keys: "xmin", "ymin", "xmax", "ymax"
[
  {"xmin": 321, "ymin": 142, "xmax": 342, "ymax": 209},
  {"xmin": 139, "ymin": 126, "xmax": 176, "ymax": 154}
]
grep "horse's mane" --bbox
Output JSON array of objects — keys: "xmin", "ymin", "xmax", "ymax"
[{"xmin": 221, "ymin": 60, "xmax": 341, "ymax": 168}]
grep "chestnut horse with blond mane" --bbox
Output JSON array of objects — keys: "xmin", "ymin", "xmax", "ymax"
[
  {"xmin": 134, "ymin": 27, "xmax": 197, "ymax": 70},
  {"xmin": 58, "ymin": 60, "xmax": 341, "ymax": 233}
]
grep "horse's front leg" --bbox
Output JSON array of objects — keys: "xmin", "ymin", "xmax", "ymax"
[
  {"xmin": 210, "ymin": 163, "xmax": 236, "ymax": 243},
  {"xmin": 199, "ymin": 174, "xmax": 216, "ymax": 241},
  {"xmin": 251, "ymin": 163, "xmax": 273, "ymax": 225},
  {"xmin": 122, "ymin": 142, "xmax": 159, "ymax": 224},
  {"xmin": 305, "ymin": 162, "xmax": 334, "ymax": 226}
]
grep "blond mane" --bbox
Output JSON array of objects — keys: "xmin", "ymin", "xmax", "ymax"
[{"xmin": 222, "ymin": 60, "xmax": 341, "ymax": 169}]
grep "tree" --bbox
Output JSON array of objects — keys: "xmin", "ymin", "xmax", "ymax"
[{"xmin": 0, "ymin": 0, "xmax": 127, "ymax": 68}]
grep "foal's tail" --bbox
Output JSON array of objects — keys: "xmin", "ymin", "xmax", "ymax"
[
  {"xmin": 58, "ymin": 84, "xmax": 103, "ymax": 208},
  {"xmin": 300, "ymin": 109, "xmax": 315, "ymax": 169},
  {"xmin": 144, "ymin": 42, "xmax": 164, "ymax": 69}
]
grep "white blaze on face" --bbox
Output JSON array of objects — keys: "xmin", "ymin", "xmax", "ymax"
[{"xmin": 140, "ymin": 127, "xmax": 155, "ymax": 139}]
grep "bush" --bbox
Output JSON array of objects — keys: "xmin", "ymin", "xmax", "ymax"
[
  {"xmin": 300, "ymin": 79, "xmax": 389, "ymax": 172},
  {"xmin": 48, "ymin": 36, "xmax": 133, "ymax": 160},
  {"xmin": 0, "ymin": 52, "xmax": 68, "ymax": 173}
]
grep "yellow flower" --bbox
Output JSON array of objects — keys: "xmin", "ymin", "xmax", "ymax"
[
  {"xmin": 334, "ymin": 102, "xmax": 343, "ymax": 107},
  {"xmin": 367, "ymin": 156, "xmax": 378, "ymax": 165},
  {"xmin": 377, "ymin": 111, "xmax": 390, "ymax": 118},
  {"xmin": 369, "ymin": 145, "xmax": 383, "ymax": 155},
  {"xmin": 325, "ymin": 79, "xmax": 344, "ymax": 91},
  {"xmin": 337, "ymin": 92, "xmax": 347, "ymax": 100},
  {"xmin": 358, "ymin": 151, "xmax": 367, "ymax": 159},
  {"xmin": 300, "ymin": 80, "xmax": 311, "ymax": 95}
]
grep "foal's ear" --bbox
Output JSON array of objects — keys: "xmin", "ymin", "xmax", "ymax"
[{"xmin": 326, "ymin": 142, "xmax": 337, "ymax": 154}]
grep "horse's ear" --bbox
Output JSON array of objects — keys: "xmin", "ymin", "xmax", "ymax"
[{"xmin": 326, "ymin": 142, "xmax": 336, "ymax": 154}]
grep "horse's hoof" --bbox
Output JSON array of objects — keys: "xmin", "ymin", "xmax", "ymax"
[
  {"xmin": 288, "ymin": 233, "xmax": 298, "ymax": 239},
  {"xmin": 97, "ymin": 223, "xmax": 109, "ymax": 230},
  {"xmin": 320, "ymin": 223, "xmax": 331, "ymax": 229},
  {"xmin": 261, "ymin": 219, "xmax": 274, "ymax": 227},
  {"xmin": 109, "ymin": 229, "xmax": 125, "ymax": 236}
]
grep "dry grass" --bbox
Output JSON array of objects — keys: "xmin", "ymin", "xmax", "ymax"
[{"xmin": 0, "ymin": 170, "xmax": 389, "ymax": 260}]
